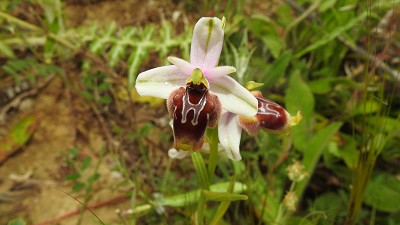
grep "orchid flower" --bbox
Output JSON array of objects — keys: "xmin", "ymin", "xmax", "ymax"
[
  {"xmin": 135, "ymin": 17, "xmax": 258, "ymax": 153},
  {"xmin": 219, "ymin": 91, "xmax": 303, "ymax": 161}
]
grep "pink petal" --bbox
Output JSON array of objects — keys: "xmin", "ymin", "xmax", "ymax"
[
  {"xmin": 205, "ymin": 66, "xmax": 236, "ymax": 81},
  {"xmin": 190, "ymin": 17, "xmax": 224, "ymax": 71},
  {"xmin": 167, "ymin": 56, "xmax": 195, "ymax": 75}
]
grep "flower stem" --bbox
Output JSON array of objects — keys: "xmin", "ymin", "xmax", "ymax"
[
  {"xmin": 191, "ymin": 152, "xmax": 210, "ymax": 225},
  {"xmin": 207, "ymin": 127, "xmax": 219, "ymax": 181},
  {"xmin": 191, "ymin": 152, "xmax": 210, "ymax": 190},
  {"xmin": 195, "ymin": 191, "xmax": 207, "ymax": 225}
]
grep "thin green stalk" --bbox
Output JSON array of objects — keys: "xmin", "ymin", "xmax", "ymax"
[
  {"xmin": 209, "ymin": 176, "xmax": 236, "ymax": 225},
  {"xmin": 191, "ymin": 152, "xmax": 211, "ymax": 190},
  {"xmin": 207, "ymin": 127, "xmax": 219, "ymax": 181},
  {"xmin": 283, "ymin": 0, "xmax": 320, "ymax": 41},
  {"xmin": 0, "ymin": 11, "xmax": 77, "ymax": 51},
  {"xmin": 0, "ymin": 11, "xmax": 41, "ymax": 32},
  {"xmin": 196, "ymin": 191, "xmax": 207, "ymax": 225},
  {"xmin": 344, "ymin": 150, "xmax": 377, "ymax": 225},
  {"xmin": 191, "ymin": 127, "xmax": 218, "ymax": 225}
]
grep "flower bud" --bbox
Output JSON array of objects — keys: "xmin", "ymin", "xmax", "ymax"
[
  {"xmin": 238, "ymin": 91, "xmax": 303, "ymax": 135},
  {"xmin": 287, "ymin": 160, "xmax": 308, "ymax": 182},
  {"xmin": 283, "ymin": 191, "xmax": 298, "ymax": 211}
]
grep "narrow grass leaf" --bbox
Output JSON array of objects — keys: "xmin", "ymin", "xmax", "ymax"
[
  {"xmin": 191, "ymin": 152, "xmax": 210, "ymax": 190},
  {"xmin": 262, "ymin": 50, "xmax": 292, "ymax": 88},
  {"xmin": 159, "ymin": 182, "xmax": 247, "ymax": 207},
  {"xmin": 295, "ymin": 10, "xmax": 368, "ymax": 57},
  {"xmin": 203, "ymin": 190, "xmax": 248, "ymax": 202},
  {"xmin": 209, "ymin": 176, "xmax": 236, "ymax": 225},
  {"xmin": 0, "ymin": 42, "xmax": 16, "ymax": 58}
]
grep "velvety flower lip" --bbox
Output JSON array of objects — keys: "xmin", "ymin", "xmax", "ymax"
[
  {"xmin": 135, "ymin": 17, "xmax": 258, "ymax": 118},
  {"xmin": 218, "ymin": 92, "xmax": 303, "ymax": 161}
]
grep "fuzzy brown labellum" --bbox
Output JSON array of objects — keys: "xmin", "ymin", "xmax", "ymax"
[
  {"xmin": 238, "ymin": 91, "xmax": 291, "ymax": 135},
  {"xmin": 167, "ymin": 82, "xmax": 221, "ymax": 151},
  {"xmin": 256, "ymin": 96, "xmax": 288, "ymax": 130}
]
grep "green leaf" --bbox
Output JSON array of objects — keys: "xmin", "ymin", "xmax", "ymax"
[
  {"xmin": 69, "ymin": 147, "xmax": 79, "ymax": 159},
  {"xmin": 191, "ymin": 152, "xmax": 210, "ymax": 190},
  {"xmin": 0, "ymin": 115, "xmax": 38, "ymax": 163},
  {"xmin": 66, "ymin": 173, "xmax": 80, "ymax": 181},
  {"xmin": 309, "ymin": 78, "xmax": 333, "ymax": 94},
  {"xmin": 88, "ymin": 173, "xmax": 100, "ymax": 183},
  {"xmin": 261, "ymin": 34, "xmax": 283, "ymax": 58},
  {"xmin": 89, "ymin": 22, "xmax": 117, "ymax": 53},
  {"xmin": 7, "ymin": 218, "xmax": 26, "ymax": 225},
  {"xmin": 329, "ymin": 134, "xmax": 358, "ymax": 169},
  {"xmin": 318, "ymin": 0, "xmax": 338, "ymax": 12},
  {"xmin": 0, "ymin": 42, "xmax": 16, "ymax": 58},
  {"xmin": 99, "ymin": 95, "xmax": 112, "ymax": 104},
  {"xmin": 311, "ymin": 192, "xmax": 345, "ymax": 214},
  {"xmin": 246, "ymin": 15, "xmax": 284, "ymax": 58},
  {"xmin": 128, "ymin": 26, "xmax": 154, "ymax": 87},
  {"xmin": 285, "ymin": 70, "xmax": 314, "ymax": 125},
  {"xmin": 209, "ymin": 177, "xmax": 236, "ymax": 225},
  {"xmin": 80, "ymin": 90, "xmax": 94, "ymax": 100},
  {"xmin": 97, "ymin": 82, "xmax": 111, "ymax": 91},
  {"xmin": 81, "ymin": 157, "xmax": 92, "ymax": 171},
  {"xmin": 202, "ymin": 190, "xmax": 248, "ymax": 202},
  {"xmin": 108, "ymin": 27, "xmax": 136, "ymax": 68},
  {"xmin": 295, "ymin": 122, "xmax": 343, "ymax": 199},
  {"xmin": 364, "ymin": 173, "xmax": 400, "ymax": 213},
  {"xmin": 262, "ymin": 50, "xmax": 292, "ymax": 88},
  {"xmin": 285, "ymin": 70, "xmax": 315, "ymax": 151},
  {"xmin": 1, "ymin": 65, "xmax": 19, "ymax": 82},
  {"xmin": 72, "ymin": 182, "xmax": 85, "ymax": 192},
  {"xmin": 364, "ymin": 116, "xmax": 400, "ymax": 134},
  {"xmin": 296, "ymin": 9, "xmax": 369, "ymax": 57},
  {"xmin": 159, "ymin": 182, "xmax": 247, "ymax": 207},
  {"xmin": 352, "ymin": 100, "xmax": 381, "ymax": 116}
]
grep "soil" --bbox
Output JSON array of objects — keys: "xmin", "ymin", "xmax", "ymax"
[{"xmin": 0, "ymin": 1, "xmax": 183, "ymax": 224}]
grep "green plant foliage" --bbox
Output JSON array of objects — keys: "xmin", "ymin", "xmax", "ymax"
[
  {"xmin": 7, "ymin": 218, "xmax": 26, "ymax": 225},
  {"xmin": 364, "ymin": 173, "xmax": 400, "ymax": 213},
  {"xmin": 246, "ymin": 14, "xmax": 285, "ymax": 58},
  {"xmin": 0, "ymin": 115, "xmax": 38, "ymax": 163},
  {"xmin": 0, "ymin": 0, "xmax": 399, "ymax": 224},
  {"xmin": 1, "ymin": 58, "xmax": 60, "ymax": 84}
]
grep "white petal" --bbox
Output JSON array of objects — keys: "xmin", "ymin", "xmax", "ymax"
[
  {"xmin": 168, "ymin": 148, "xmax": 191, "ymax": 159},
  {"xmin": 167, "ymin": 56, "xmax": 195, "ymax": 75},
  {"xmin": 210, "ymin": 76, "xmax": 258, "ymax": 117},
  {"xmin": 135, "ymin": 65, "xmax": 187, "ymax": 99},
  {"xmin": 205, "ymin": 66, "xmax": 236, "ymax": 81},
  {"xmin": 218, "ymin": 112, "xmax": 242, "ymax": 161},
  {"xmin": 190, "ymin": 17, "xmax": 224, "ymax": 70}
]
